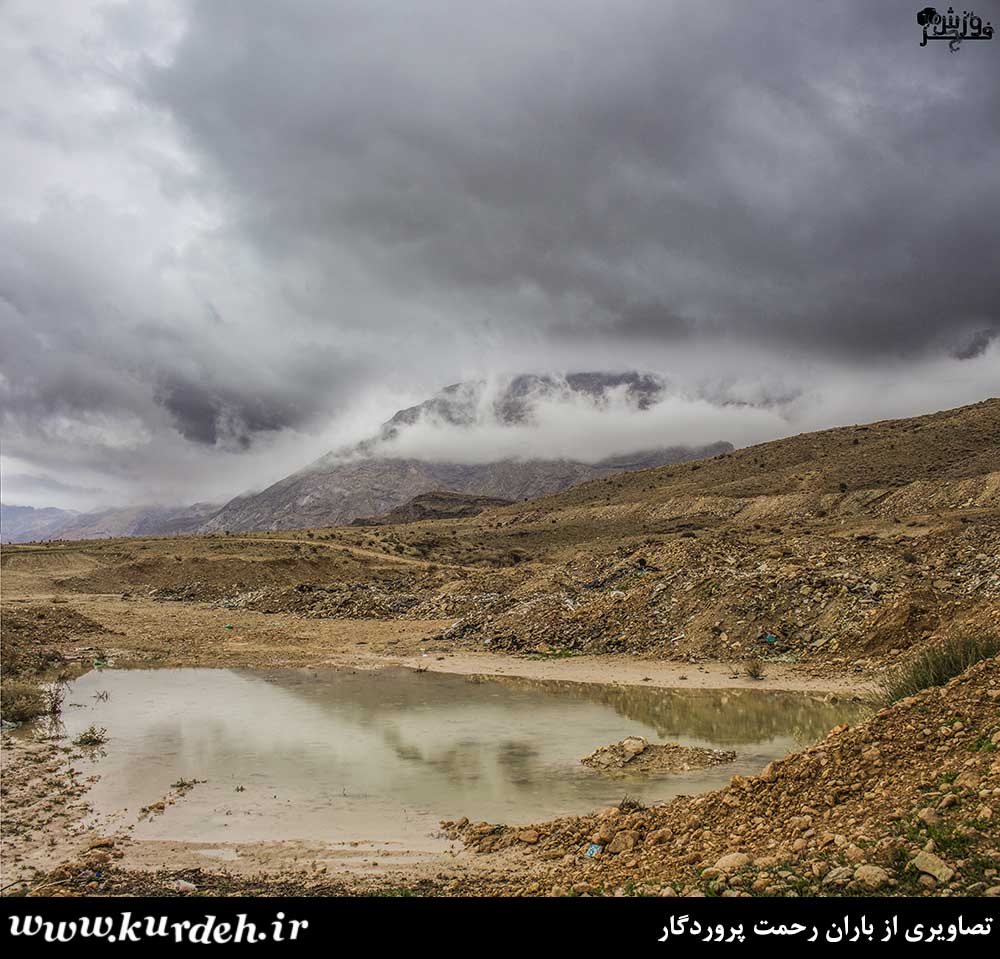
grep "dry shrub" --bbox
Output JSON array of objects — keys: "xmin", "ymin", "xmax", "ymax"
[
  {"xmin": 1, "ymin": 679, "xmax": 66, "ymax": 723},
  {"xmin": 2, "ymin": 681, "xmax": 47, "ymax": 723},
  {"xmin": 745, "ymin": 657, "xmax": 767, "ymax": 681}
]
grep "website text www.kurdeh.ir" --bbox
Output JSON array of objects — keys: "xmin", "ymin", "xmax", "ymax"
[{"xmin": 8, "ymin": 910, "xmax": 307, "ymax": 944}]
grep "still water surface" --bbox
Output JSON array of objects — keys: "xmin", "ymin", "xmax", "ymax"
[{"xmin": 51, "ymin": 668, "xmax": 863, "ymax": 846}]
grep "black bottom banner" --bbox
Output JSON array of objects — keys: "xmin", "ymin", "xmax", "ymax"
[{"xmin": 1, "ymin": 896, "xmax": 996, "ymax": 950}]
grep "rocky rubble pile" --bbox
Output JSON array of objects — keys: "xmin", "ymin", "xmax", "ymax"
[
  {"xmin": 435, "ymin": 516, "xmax": 1000, "ymax": 668},
  {"xmin": 444, "ymin": 654, "xmax": 1000, "ymax": 897},
  {"xmin": 581, "ymin": 737, "xmax": 736, "ymax": 775},
  {"xmin": 214, "ymin": 581, "xmax": 425, "ymax": 618},
  {"xmin": 136, "ymin": 510, "xmax": 999, "ymax": 675}
]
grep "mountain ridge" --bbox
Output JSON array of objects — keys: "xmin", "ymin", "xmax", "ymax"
[{"xmin": 201, "ymin": 371, "xmax": 731, "ymax": 533}]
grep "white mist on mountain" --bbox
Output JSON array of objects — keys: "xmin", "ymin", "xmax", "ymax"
[{"xmin": 376, "ymin": 384, "xmax": 782, "ymax": 465}]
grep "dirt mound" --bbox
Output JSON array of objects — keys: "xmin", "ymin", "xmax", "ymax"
[
  {"xmin": 350, "ymin": 490, "xmax": 514, "ymax": 526},
  {"xmin": 437, "ymin": 512, "xmax": 1000, "ymax": 668},
  {"xmin": 446, "ymin": 654, "xmax": 1000, "ymax": 896},
  {"xmin": 1, "ymin": 603, "xmax": 107, "ymax": 677},
  {"xmin": 581, "ymin": 736, "xmax": 735, "ymax": 774}
]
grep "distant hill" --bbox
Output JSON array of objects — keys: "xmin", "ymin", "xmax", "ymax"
[
  {"xmin": 1, "ymin": 502, "xmax": 222, "ymax": 543},
  {"xmin": 544, "ymin": 395, "xmax": 1000, "ymax": 511},
  {"xmin": 1, "ymin": 504, "xmax": 79, "ymax": 543},
  {"xmin": 350, "ymin": 491, "xmax": 514, "ymax": 526}
]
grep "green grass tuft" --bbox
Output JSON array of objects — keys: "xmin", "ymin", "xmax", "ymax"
[{"xmin": 873, "ymin": 636, "xmax": 1000, "ymax": 707}]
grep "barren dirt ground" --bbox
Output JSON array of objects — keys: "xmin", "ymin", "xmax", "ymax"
[
  {"xmin": 3, "ymin": 400, "xmax": 998, "ymax": 895},
  {"xmin": 1, "ymin": 546, "xmax": 865, "ymax": 896},
  {"xmin": 1, "ymin": 552, "xmax": 866, "ymax": 691}
]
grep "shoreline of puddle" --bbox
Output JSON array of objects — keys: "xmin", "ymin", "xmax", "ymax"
[{"xmin": 10, "ymin": 665, "xmax": 868, "ymax": 879}]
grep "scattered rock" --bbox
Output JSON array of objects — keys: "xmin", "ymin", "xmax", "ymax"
[
  {"xmin": 713, "ymin": 852, "xmax": 750, "ymax": 873},
  {"xmin": 606, "ymin": 830, "xmax": 639, "ymax": 854},
  {"xmin": 911, "ymin": 850, "xmax": 954, "ymax": 883},
  {"xmin": 854, "ymin": 864, "xmax": 890, "ymax": 889}
]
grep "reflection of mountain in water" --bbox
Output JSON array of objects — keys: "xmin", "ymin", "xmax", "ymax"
[
  {"xmin": 61, "ymin": 667, "xmax": 871, "ymax": 840},
  {"xmin": 243, "ymin": 667, "xmax": 866, "ymax": 749},
  {"xmin": 482, "ymin": 676, "xmax": 867, "ymax": 744}
]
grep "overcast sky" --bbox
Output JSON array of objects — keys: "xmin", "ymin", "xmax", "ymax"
[{"xmin": 2, "ymin": 0, "xmax": 998, "ymax": 511}]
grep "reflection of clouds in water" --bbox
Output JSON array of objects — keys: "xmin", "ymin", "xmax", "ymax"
[
  {"xmin": 378, "ymin": 724, "xmax": 425, "ymax": 764},
  {"xmin": 58, "ymin": 668, "xmax": 864, "ymax": 841},
  {"xmin": 415, "ymin": 738, "xmax": 487, "ymax": 788}
]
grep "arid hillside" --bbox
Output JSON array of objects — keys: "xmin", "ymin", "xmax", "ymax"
[
  {"xmin": 2, "ymin": 398, "xmax": 998, "ymax": 900},
  {"xmin": 3, "ymin": 399, "xmax": 998, "ymax": 676},
  {"xmin": 350, "ymin": 490, "xmax": 515, "ymax": 526}
]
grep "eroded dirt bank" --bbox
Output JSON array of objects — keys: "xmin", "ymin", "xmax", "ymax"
[
  {"xmin": 0, "ymin": 593, "xmax": 867, "ymax": 694},
  {"xmin": 443, "ymin": 655, "xmax": 1000, "ymax": 898}
]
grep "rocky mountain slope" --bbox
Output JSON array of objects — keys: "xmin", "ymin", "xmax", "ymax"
[
  {"xmin": 200, "ymin": 372, "xmax": 731, "ymax": 532},
  {"xmin": 200, "ymin": 444, "xmax": 731, "ymax": 534}
]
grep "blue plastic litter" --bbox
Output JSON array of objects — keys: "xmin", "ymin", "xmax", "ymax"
[{"xmin": 585, "ymin": 843, "xmax": 602, "ymax": 858}]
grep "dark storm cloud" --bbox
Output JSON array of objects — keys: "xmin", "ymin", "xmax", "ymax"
[
  {"xmin": 0, "ymin": 205, "xmax": 369, "ymax": 453},
  {"xmin": 952, "ymin": 328, "xmax": 998, "ymax": 361},
  {"xmin": 154, "ymin": 376, "xmax": 311, "ymax": 447},
  {"xmin": 139, "ymin": 0, "xmax": 1000, "ymax": 359},
  {"xmin": 2, "ymin": 0, "xmax": 998, "ymax": 510}
]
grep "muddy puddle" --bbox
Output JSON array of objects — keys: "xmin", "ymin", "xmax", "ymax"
[{"xmin": 31, "ymin": 668, "xmax": 864, "ymax": 856}]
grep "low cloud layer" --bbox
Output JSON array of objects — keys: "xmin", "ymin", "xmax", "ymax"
[
  {"xmin": 1, "ymin": 1, "xmax": 998, "ymax": 510},
  {"xmin": 373, "ymin": 348, "xmax": 1000, "ymax": 466}
]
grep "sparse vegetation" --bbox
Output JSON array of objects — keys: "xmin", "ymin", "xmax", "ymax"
[
  {"xmin": 873, "ymin": 635, "xmax": 1000, "ymax": 707},
  {"xmin": 0, "ymin": 678, "xmax": 65, "ymax": 723},
  {"xmin": 1, "ymin": 680, "xmax": 49, "ymax": 723},
  {"xmin": 72, "ymin": 724, "xmax": 109, "ymax": 747},
  {"xmin": 745, "ymin": 657, "xmax": 767, "ymax": 681}
]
